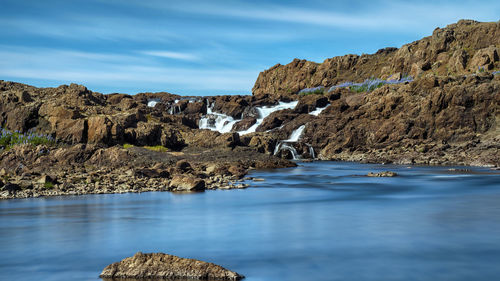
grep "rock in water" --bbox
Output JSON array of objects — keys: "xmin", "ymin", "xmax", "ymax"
[
  {"xmin": 366, "ymin": 171, "xmax": 398, "ymax": 177},
  {"xmin": 99, "ymin": 252, "xmax": 244, "ymax": 280}
]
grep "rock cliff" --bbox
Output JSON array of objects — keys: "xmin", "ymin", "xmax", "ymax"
[
  {"xmin": 1, "ymin": 19, "xmax": 499, "ymax": 199},
  {"xmin": 252, "ymin": 20, "xmax": 500, "ymax": 99}
]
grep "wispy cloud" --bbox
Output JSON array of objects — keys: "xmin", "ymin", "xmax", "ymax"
[
  {"xmin": 0, "ymin": 46, "xmax": 256, "ymax": 94},
  {"xmin": 140, "ymin": 50, "xmax": 199, "ymax": 61}
]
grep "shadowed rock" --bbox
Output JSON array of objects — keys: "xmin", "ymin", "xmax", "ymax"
[{"xmin": 99, "ymin": 252, "xmax": 244, "ymax": 280}]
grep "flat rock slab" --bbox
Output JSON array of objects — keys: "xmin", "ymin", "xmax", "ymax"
[{"xmin": 100, "ymin": 252, "xmax": 244, "ymax": 280}]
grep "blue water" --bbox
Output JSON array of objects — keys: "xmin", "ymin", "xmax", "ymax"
[{"xmin": 1, "ymin": 162, "xmax": 500, "ymax": 281}]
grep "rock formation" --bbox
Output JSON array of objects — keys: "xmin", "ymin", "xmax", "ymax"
[
  {"xmin": 1, "ymin": 19, "xmax": 499, "ymax": 199},
  {"xmin": 252, "ymin": 20, "xmax": 499, "ymax": 99},
  {"xmin": 100, "ymin": 252, "xmax": 244, "ymax": 280}
]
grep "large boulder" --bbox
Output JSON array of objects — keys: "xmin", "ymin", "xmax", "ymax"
[
  {"xmin": 169, "ymin": 175, "xmax": 205, "ymax": 192},
  {"xmin": 100, "ymin": 252, "xmax": 243, "ymax": 280},
  {"xmin": 87, "ymin": 116, "xmax": 123, "ymax": 145}
]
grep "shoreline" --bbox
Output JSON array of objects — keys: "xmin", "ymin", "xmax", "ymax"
[{"xmin": 2, "ymin": 154, "xmax": 498, "ymax": 200}]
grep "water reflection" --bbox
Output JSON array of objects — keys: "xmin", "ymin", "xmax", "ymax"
[{"xmin": 1, "ymin": 162, "xmax": 499, "ymax": 281}]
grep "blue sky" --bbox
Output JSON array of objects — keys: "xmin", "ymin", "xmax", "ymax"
[{"xmin": 0, "ymin": 0, "xmax": 498, "ymax": 95}]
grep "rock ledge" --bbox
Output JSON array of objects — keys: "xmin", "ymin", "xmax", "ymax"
[{"xmin": 100, "ymin": 252, "xmax": 244, "ymax": 280}]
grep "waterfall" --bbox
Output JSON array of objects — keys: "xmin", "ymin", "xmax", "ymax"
[
  {"xmin": 286, "ymin": 125, "xmax": 305, "ymax": 142},
  {"xmin": 273, "ymin": 124, "xmax": 307, "ymax": 160},
  {"xmin": 239, "ymin": 101, "xmax": 298, "ymax": 135},
  {"xmin": 147, "ymin": 99, "xmax": 160, "ymax": 107},
  {"xmin": 307, "ymin": 144, "xmax": 316, "ymax": 159},
  {"xmin": 279, "ymin": 143, "xmax": 300, "ymax": 160},
  {"xmin": 198, "ymin": 100, "xmax": 298, "ymax": 134},
  {"xmin": 309, "ymin": 105, "xmax": 329, "ymax": 116},
  {"xmin": 198, "ymin": 111, "xmax": 238, "ymax": 133}
]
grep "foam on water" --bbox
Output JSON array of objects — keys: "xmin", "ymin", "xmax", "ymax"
[{"xmin": 198, "ymin": 101, "xmax": 299, "ymax": 135}]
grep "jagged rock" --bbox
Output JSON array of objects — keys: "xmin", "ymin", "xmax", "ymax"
[
  {"xmin": 134, "ymin": 168, "xmax": 169, "ymax": 178},
  {"xmin": 169, "ymin": 175, "xmax": 205, "ymax": 192},
  {"xmin": 175, "ymin": 159, "xmax": 192, "ymax": 172},
  {"xmin": 37, "ymin": 175, "xmax": 56, "ymax": 184},
  {"xmin": 161, "ymin": 127, "xmax": 185, "ymax": 150},
  {"xmin": 231, "ymin": 118, "xmax": 256, "ymax": 132},
  {"xmin": 256, "ymin": 109, "xmax": 298, "ymax": 132},
  {"xmin": 295, "ymin": 95, "xmax": 329, "ymax": 114},
  {"xmin": 228, "ymin": 165, "xmax": 247, "ymax": 179},
  {"xmin": 99, "ymin": 252, "xmax": 244, "ymax": 280},
  {"xmin": 87, "ymin": 116, "xmax": 120, "ymax": 144},
  {"xmin": 2, "ymin": 183, "xmax": 21, "ymax": 194},
  {"xmin": 469, "ymin": 46, "xmax": 499, "ymax": 71},
  {"xmin": 253, "ymin": 20, "xmax": 500, "ymax": 98}
]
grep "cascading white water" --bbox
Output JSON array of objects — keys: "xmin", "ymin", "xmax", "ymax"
[
  {"xmin": 198, "ymin": 102, "xmax": 238, "ymax": 133},
  {"xmin": 286, "ymin": 125, "xmax": 305, "ymax": 142},
  {"xmin": 307, "ymin": 144, "xmax": 315, "ymax": 159},
  {"xmin": 309, "ymin": 105, "xmax": 329, "ymax": 116},
  {"xmin": 239, "ymin": 101, "xmax": 298, "ymax": 135},
  {"xmin": 273, "ymin": 124, "xmax": 307, "ymax": 160},
  {"xmin": 280, "ymin": 143, "xmax": 300, "ymax": 160},
  {"xmin": 198, "ymin": 100, "xmax": 299, "ymax": 135},
  {"xmin": 147, "ymin": 99, "xmax": 160, "ymax": 107}
]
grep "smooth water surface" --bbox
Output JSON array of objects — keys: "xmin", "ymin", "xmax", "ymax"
[{"xmin": 1, "ymin": 162, "xmax": 500, "ymax": 281}]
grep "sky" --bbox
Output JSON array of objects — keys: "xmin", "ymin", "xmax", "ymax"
[{"xmin": 0, "ymin": 0, "xmax": 499, "ymax": 96}]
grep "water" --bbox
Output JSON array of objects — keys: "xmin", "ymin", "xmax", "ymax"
[
  {"xmin": 309, "ymin": 105, "xmax": 329, "ymax": 116},
  {"xmin": 1, "ymin": 162, "xmax": 500, "ymax": 281},
  {"xmin": 198, "ymin": 101, "xmax": 301, "ymax": 135},
  {"xmin": 285, "ymin": 125, "xmax": 305, "ymax": 142}
]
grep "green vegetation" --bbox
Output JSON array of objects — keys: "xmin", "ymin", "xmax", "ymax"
[
  {"xmin": 43, "ymin": 182, "xmax": 54, "ymax": 189},
  {"xmin": 0, "ymin": 128, "xmax": 55, "ymax": 149},
  {"xmin": 123, "ymin": 143, "xmax": 168, "ymax": 152},
  {"xmin": 144, "ymin": 145, "xmax": 169, "ymax": 152},
  {"xmin": 123, "ymin": 143, "xmax": 134, "ymax": 149}
]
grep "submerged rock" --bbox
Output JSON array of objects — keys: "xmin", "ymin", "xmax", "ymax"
[
  {"xmin": 366, "ymin": 171, "xmax": 398, "ymax": 177},
  {"xmin": 100, "ymin": 252, "xmax": 244, "ymax": 280}
]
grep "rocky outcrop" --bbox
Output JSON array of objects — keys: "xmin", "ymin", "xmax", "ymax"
[
  {"xmin": 1, "ymin": 19, "xmax": 499, "ymax": 200},
  {"xmin": 100, "ymin": 252, "xmax": 244, "ymax": 280},
  {"xmin": 252, "ymin": 20, "xmax": 500, "ymax": 98}
]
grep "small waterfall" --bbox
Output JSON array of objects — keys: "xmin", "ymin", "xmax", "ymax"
[
  {"xmin": 309, "ymin": 105, "xmax": 329, "ymax": 116},
  {"xmin": 198, "ymin": 100, "xmax": 299, "ymax": 135},
  {"xmin": 286, "ymin": 125, "xmax": 305, "ymax": 142},
  {"xmin": 273, "ymin": 142, "xmax": 282, "ymax": 155},
  {"xmin": 147, "ymin": 99, "xmax": 160, "ymax": 107},
  {"xmin": 238, "ymin": 101, "xmax": 298, "ymax": 135},
  {"xmin": 280, "ymin": 143, "xmax": 300, "ymax": 160},
  {"xmin": 307, "ymin": 144, "xmax": 316, "ymax": 159},
  {"xmin": 198, "ymin": 112, "xmax": 237, "ymax": 133},
  {"xmin": 273, "ymin": 124, "xmax": 307, "ymax": 160}
]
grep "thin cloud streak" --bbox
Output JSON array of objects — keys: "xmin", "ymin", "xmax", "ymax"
[
  {"xmin": 141, "ymin": 51, "xmax": 199, "ymax": 61},
  {"xmin": 0, "ymin": 47, "xmax": 256, "ymax": 93}
]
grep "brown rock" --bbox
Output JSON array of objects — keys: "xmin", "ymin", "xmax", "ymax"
[
  {"xmin": 175, "ymin": 160, "xmax": 192, "ymax": 172},
  {"xmin": 252, "ymin": 20, "xmax": 500, "ymax": 99},
  {"xmin": 228, "ymin": 165, "xmax": 247, "ymax": 179},
  {"xmin": 469, "ymin": 46, "xmax": 499, "ymax": 71},
  {"xmin": 366, "ymin": 171, "xmax": 398, "ymax": 177},
  {"xmin": 99, "ymin": 252, "xmax": 244, "ymax": 280},
  {"xmin": 169, "ymin": 175, "xmax": 205, "ymax": 192},
  {"xmin": 231, "ymin": 118, "xmax": 256, "ymax": 132}
]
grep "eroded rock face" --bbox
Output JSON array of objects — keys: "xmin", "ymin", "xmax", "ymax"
[
  {"xmin": 100, "ymin": 252, "xmax": 244, "ymax": 280},
  {"xmin": 252, "ymin": 20, "xmax": 500, "ymax": 98}
]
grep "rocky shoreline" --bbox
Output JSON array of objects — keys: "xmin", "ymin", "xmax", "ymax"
[{"xmin": 1, "ymin": 20, "xmax": 499, "ymax": 200}]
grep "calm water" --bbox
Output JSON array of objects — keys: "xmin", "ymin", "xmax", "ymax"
[{"xmin": 1, "ymin": 162, "xmax": 500, "ymax": 281}]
